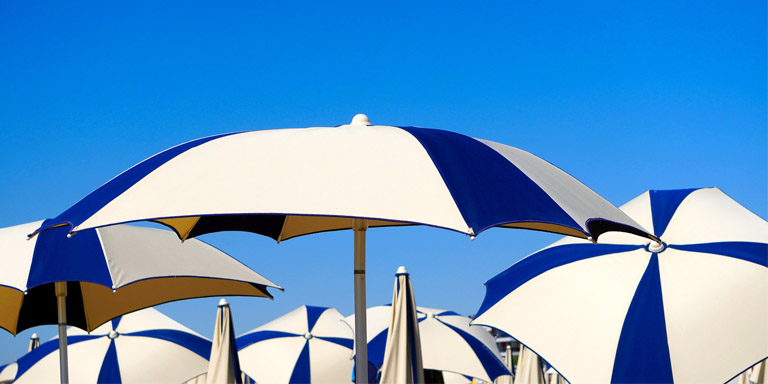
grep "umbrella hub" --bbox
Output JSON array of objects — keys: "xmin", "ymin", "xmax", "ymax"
[
  {"xmin": 303, "ymin": 332, "xmax": 313, "ymax": 340},
  {"xmin": 645, "ymin": 240, "xmax": 667, "ymax": 253},
  {"xmin": 350, "ymin": 114, "xmax": 371, "ymax": 126},
  {"xmin": 108, "ymin": 331, "xmax": 120, "ymax": 339},
  {"xmin": 427, "ymin": 312, "xmax": 436, "ymax": 319}
]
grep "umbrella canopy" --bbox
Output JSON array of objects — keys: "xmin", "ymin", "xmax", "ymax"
[
  {"xmin": 346, "ymin": 304, "xmax": 510, "ymax": 383},
  {"xmin": 31, "ymin": 115, "xmax": 656, "ymax": 383},
  {"xmin": 0, "ymin": 220, "xmax": 280, "ymax": 335},
  {"xmin": 0, "ymin": 363, "xmax": 16, "ymax": 384},
  {"xmin": 474, "ymin": 187, "xmax": 768, "ymax": 384},
  {"xmin": 0, "ymin": 220, "xmax": 280, "ymax": 384},
  {"xmin": 515, "ymin": 346, "xmax": 545, "ymax": 384},
  {"xmin": 379, "ymin": 266, "xmax": 424, "ymax": 384},
  {"xmin": 205, "ymin": 299, "xmax": 244, "ymax": 384},
  {"xmin": 9, "ymin": 307, "xmax": 212, "ymax": 383},
  {"xmin": 236, "ymin": 305, "xmax": 354, "ymax": 384}
]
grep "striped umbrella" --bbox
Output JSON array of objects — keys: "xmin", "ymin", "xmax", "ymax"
[
  {"xmin": 236, "ymin": 305, "xmax": 354, "ymax": 383},
  {"xmin": 31, "ymin": 114, "xmax": 655, "ymax": 383},
  {"xmin": 0, "ymin": 221, "xmax": 280, "ymax": 384},
  {"xmin": 9, "ymin": 307, "xmax": 212, "ymax": 384},
  {"xmin": 474, "ymin": 187, "xmax": 768, "ymax": 383}
]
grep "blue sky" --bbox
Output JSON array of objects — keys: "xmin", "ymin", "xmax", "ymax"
[{"xmin": 0, "ymin": 1, "xmax": 765, "ymax": 364}]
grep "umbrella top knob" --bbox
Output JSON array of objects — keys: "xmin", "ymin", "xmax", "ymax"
[
  {"xmin": 646, "ymin": 241, "xmax": 667, "ymax": 253},
  {"xmin": 350, "ymin": 114, "xmax": 371, "ymax": 126},
  {"xmin": 31, "ymin": 333, "xmax": 38, "ymax": 340},
  {"xmin": 303, "ymin": 332, "xmax": 313, "ymax": 340},
  {"xmin": 427, "ymin": 312, "xmax": 436, "ymax": 319},
  {"xmin": 218, "ymin": 298, "xmax": 229, "ymax": 307},
  {"xmin": 396, "ymin": 266, "xmax": 408, "ymax": 275},
  {"xmin": 108, "ymin": 331, "xmax": 119, "ymax": 339}
]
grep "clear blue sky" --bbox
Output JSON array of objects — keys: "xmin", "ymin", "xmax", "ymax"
[{"xmin": 1, "ymin": 0, "xmax": 765, "ymax": 364}]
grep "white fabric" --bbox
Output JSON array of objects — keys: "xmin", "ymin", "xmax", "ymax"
[
  {"xmin": 0, "ymin": 221, "xmax": 39, "ymax": 291},
  {"xmin": 206, "ymin": 304, "xmax": 238, "ymax": 384},
  {"xmin": 752, "ymin": 360, "xmax": 767, "ymax": 384},
  {"xmin": 513, "ymin": 346, "xmax": 545, "ymax": 384},
  {"xmin": 237, "ymin": 306, "xmax": 354, "ymax": 384},
  {"xmin": 494, "ymin": 345, "xmax": 513, "ymax": 384},
  {"xmin": 77, "ymin": 126, "xmax": 467, "ymax": 234},
  {"xmin": 15, "ymin": 308, "xmax": 208, "ymax": 384},
  {"xmin": 380, "ymin": 273, "xmax": 424, "ymax": 384},
  {"xmin": 0, "ymin": 363, "xmax": 17, "ymax": 384}
]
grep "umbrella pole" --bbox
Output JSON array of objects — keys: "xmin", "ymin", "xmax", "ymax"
[
  {"xmin": 353, "ymin": 219, "xmax": 369, "ymax": 384},
  {"xmin": 55, "ymin": 281, "xmax": 69, "ymax": 384}
]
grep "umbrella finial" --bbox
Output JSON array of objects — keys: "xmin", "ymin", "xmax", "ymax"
[
  {"xmin": 31, "ymin": 333, "xmax": 38, "ymax": 340},
  {"xmin": 396, "ymin": 266, "xmax": 408, "ymax": 275},
  {"xmin": 350, "ymin": 114, "xmax": 371, "ymax": 126},
  {"xmin": 218, "ymin": 298, "xmax": 229, "ymax": 307}
]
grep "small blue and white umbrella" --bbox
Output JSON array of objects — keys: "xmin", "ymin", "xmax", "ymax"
[
  {"xmin": 10, "ymin": 307, "xmax": 212, "ymax": 384},
  {"xmin": 347, "ymin": 304, "xmax": 510, "ymax": 383},
  {"xmin": 236, "ymin": 305, "xmax": 354, "ymax": 384},
  {"xmin": 474, "ymin": 187, "xmax": 768, "ymax": 384}
]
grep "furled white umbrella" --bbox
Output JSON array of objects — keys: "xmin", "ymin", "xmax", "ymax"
[
  {"xmin": 379, "ymin": 266, "xmax": 424, "ymax": 384},
  {"xmin": 494, "ymin": 345, "xmax": 514, "ymax": 384},
  {"xmin": 8, "ymin": 307, "xmax": 212, "ymax": 383},
  {"xmin": 752, "ymin": 359, "xmax": 767, "ymax": 384},
  {"xmin": 28, "ymin": 333, "xmax": 40, "ymax": 352},
  {"xmin": 32, "ymin": 114, "xmax": 656, "ymax": 383},
  {"xmin": 515, "ymin": 346, "xmax": 545, "ymax": 384},
  {"xmin": 346, "ymin": 303, "xmax": 510, "ymax": 383},
  {"xmin": 0, "ymin": 221, "xmax": 280, "ymax": 384},
  {"xmin": 236, "ymin": 305, "xmax": 354, "ymax": 383},
  {"xmin": 474, "ymin": 187, "xmax": 768, "ymax": 383},
  {"xmin": 205, "ymin": 299, "xmax": 244, "ymax": 384}
]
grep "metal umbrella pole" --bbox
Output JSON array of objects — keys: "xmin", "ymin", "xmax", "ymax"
[
  {"xmin": 55, "ymin": 281, "xmax": 69, "ymax": 384},
  {"xmin": 353, "ymin": 219, "xmax": 368, "ymax": 384}
]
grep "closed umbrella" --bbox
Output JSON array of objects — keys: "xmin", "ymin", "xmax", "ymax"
[
  {"xmin": 205, "ymin": 299, "xmax": 244, "ymax": 384},
  {"xmin": 28, "ymin": 334, "xmax": 40, "ymax": 352},
  {"xmin": 494, "ymin": 345, "xmax": 514, "ymax": 384},
  {"xmin": 32, "ymin": 114, "xmax": 656, "ymax": 383},
  {"xmin": 514, "ymin": 346, "xmax": 545, "ymax": 384},
  {"xmin": 474, "ymin": 187, "xmax": 768, "ymax": 383},
  {"xmin": 0, "ymin": 221, "xmax": 280, "ymax": 384},
  {"xmin": 236, "ymin": 305, "xmax": 354, "ymax": 383},
  {"xmin": 9, "ymin": 307, "xmax": 212, "ymax": 383},
  {"xmin": 379, "ymin": 266, "xmax": 424, "ymax": 384}
]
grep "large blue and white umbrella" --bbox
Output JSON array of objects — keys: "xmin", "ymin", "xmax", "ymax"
[
  {"xmin": 347, "ymin": 305, "xmax": 510, "ymax": 383},
  {"xmin": 0, "ymin": 221, "xmax": 280, "ymax": 383},
  {"xmin": 473, "ymin": 187, "xmax": 768, "ymax": 384},
  {"xmin": 9, "ymin": 307, "xmax": 212, "ymax": 384},
  {"xmin": 236, "ymin": 305, "xmax": 355, "ymax": 384},
  {"xmin": 31, "ymin": 114, "xmax": 655, "ymax": 383}
]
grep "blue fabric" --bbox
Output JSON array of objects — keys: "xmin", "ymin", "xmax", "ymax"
[
  {"xmin": 649, "ymin": 189, "xmax": 698, "ymax": 237},
  {"xmin": 315, "ymin": 336, "xmax": 354, "ymax": 349},
  {"xmin": 670, "ymin": 242, "xmax": 768, "ymax": 267},
  {"xmin": 611, "ymin": 254, "xmax": 673, "ymax": 383},
  {"xmin": 112, "ymin": 316, "xmax": 122, "ymax": 330},
  {"xmin": 38, "ymin": 132, "xmax": 237, "ymax": 233},
  {"xmin": 236, "ymin": 330, "xmax": 297, "ymax": 350},
  {"xmin": 436, "ymin": 318, "xmax": 511, "ymax": 381},
  {"xmin": 477, "ymin": 243, "xmax": 643, "ymax": 317},
  {"xmin": 27, "ymin": 226, "xmax": 113, "ymax": 288},
  {"xmin": 97, "ymin": 340, "xmax": 122, "ymax": 384},
  {"xmin": 366, "ymin": 329, "xmax": 389, "ymax": 368},
  {"xmin": 304, "ymin": 306, "xmax": 327, "ymax": 332},
  {"xmin": 288, "ymin": 341, "xmax": 311, "ymax": 384},
  {"xmin": 125, "ymin": 330, "xmax": 212, "ymax": 359},
  {"xmin": 397, "ymin": 126, "xmax": 580, "ymax": 236},
  {"xmin": 15, "ymin": 335, "xmax": 100, "ymax": 379}
]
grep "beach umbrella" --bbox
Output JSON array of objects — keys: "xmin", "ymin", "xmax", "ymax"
[
  {"xmin": 494, "ymin": 345, "xmax": 514, "ymax": 384},
  {"xmin": 236, "ymin": 305, "xmax": 354, "ymax": 383},
  {"xmin": 379, "ymin": 266, "xmax": 424, "ymax": 384},
  {"xmin": 205, "ymin": 299, "xmax": 244, "ymax": 384},
  {"xmin": 28, "ymin": 333, "xmax": 40, "ymax": 352},
  {"xmin": 0, "ymin": 220, "xmax": 280, "ymax": 384},
  {"xmin": 8, "ymin": 307, "xmax": 212, "ymax": 383},
  {"xmin": 514, "ymin": 346, "xmax": 545, "ymax": 384},
  {"xmin": 751, "ymin": 359, "xmax": 767, "ymax": 384},
  {"xmin": 32, "ymin": 114, "xmax": 656, "ymax": 383},
  {"xmin": 473, "ymin": 187, "xmax": 768, "ymax": 383},
  {"xmin": 0, "ymin": 363, "xmax": 16, "ymax": 384},
  {"xmin": 346, "ymin": 303, "xmax": 510, "ymax": 383}
]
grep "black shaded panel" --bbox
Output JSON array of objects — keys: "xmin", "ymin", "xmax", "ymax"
[
  {"xmin": 587, "ymin": 219, "xmax": 658, "ymax": 243},
  {"xmin": 188, "ymin": 214, "xmax": 287, "ymax": 241},
  {"xmin": 16, "ymin": 281, "xmax": 87, "ymax": 333}
]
